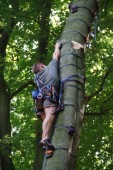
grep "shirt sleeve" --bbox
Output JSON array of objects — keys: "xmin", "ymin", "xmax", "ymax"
[
  {"xmin": 48, "ymin": 58, "xmax": 58, "ymax": 68},
  {"xmin": 34, "ymin": 74, "xmax": 39, "ymax": 87}
]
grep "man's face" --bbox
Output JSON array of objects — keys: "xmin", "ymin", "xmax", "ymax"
[{"xmin": 38, "ymin": 64, "xmax": 45, "ymax": 72}]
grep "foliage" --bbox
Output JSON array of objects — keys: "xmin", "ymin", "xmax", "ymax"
[
  {"xmin": 0, "ymin": 0, "xmax": 113, "ymax": 169},
  {"xmin": 0, "ymin": 0, "xmax": 69, "ymax": 169},
  {"xmin": 78, "ymin": 0, "xmax": 113, "ymax": 169}
]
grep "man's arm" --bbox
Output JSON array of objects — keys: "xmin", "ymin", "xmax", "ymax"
[{"xmin": 53, "ymin": 42, "xmax": 62, "ymax": 60}]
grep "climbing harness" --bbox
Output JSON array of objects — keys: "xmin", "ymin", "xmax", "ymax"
[
  {"xmin": 32, "ymin": 86, "xmax": 59, "ymax": 118},
  {"xmin": 32, "ymin": 73, "xmax": 85, "ymax": 117}
]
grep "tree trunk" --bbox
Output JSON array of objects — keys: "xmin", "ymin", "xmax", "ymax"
[
  {"xmin": 37, "ymin": 0, "xmax": 53, "ymax": 63},
  {"xmin": 0, "ymin": 31, "xmax": 15, "ymax": 169},
  {"xmin": 42, "ymin": 0, "xmax": 97, "ymax": 169},
  {"xmin": 0, "ymin": 1, "xmax": 18, "ymax": 168},
  {"xmin": 0, "ymin": 77, "xmax": 15, "ymax": 170}
]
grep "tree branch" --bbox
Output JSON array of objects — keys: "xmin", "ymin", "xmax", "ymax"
[
  {"xmin": 10, "ymin": 79, "xmax": 36, "ymax": 99},
  {"xmin": 85, "ymin": 111, "xmax": 106, "ymax": 116},
  {"xmin": 85, "ymin": 108, "xmax": 113, "ymax": 116},
  {"xmin": 86, "ymin": 65, "xmax": 113, "ymax": 102},
  {"xmin": 17, "ymin": 15, "xmax": 56, "ymax": 36}
]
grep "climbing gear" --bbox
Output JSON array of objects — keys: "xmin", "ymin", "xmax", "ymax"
[
  {"xmin": 58, "ymin": 74, "xmax": 85, "ymax": 109},
  {"xmin": 32, "ymin": 89, "xmax": 44, "ymax": 118},
  {"xmin": 68, "ymin": 126, "xmax": 76, "ymax": 136},
  {"xmin": 54, "ymin": 103, "xmax": 64, "ymax": 115},
  {"xmin": 68, "ymin": 18, "xmax": 90, "ymax": 27},
  {"xmin": 42, "ymin": 85, "xmax": 59, "ymax": 103},
  {"xmin": 34, "ymin": 99, "xmax": 44, "ymax": 114},
  {"xmin": 53, "ymin": 74, "xmax": 85, "ymax": 115},
  {"xmin": 32, "ymin": 86, "xmax": 59, "ymax": 103},
  {"xmin": 68, "ymin": 3, "xmax": 78, "ymax": 13},
  {"xmin": 32, "ymin": 72, "xmax": 85, "ymax": 117},
  {"xmin": 32, "ymin": 86, "xmax": 59, "ymax": 116},
  {"xmin": 43, "ymin": 145, "xmax": 54, "ymax": 158},
  {"xmin": 55, "ymin": 124, "xmax": 76, "ymax": 136},
  {"xmin": 55, "ymin": 147, "xmax": 68, "ymax": 151},
  {"xmin": 62, "ymin": 29, "xmax": 87, "ymax": 42},
  {"xmin": 40, "ymin": 139, "xmax": 55, "ymax": 158},
  {"xmin": 44, "ymin": 146, "xmax": 55, "ymax": 158},
  {"xmin": 39, "ymin": 139, "xmax": 55, "ymax": 151},
  {"xmin": 68, "ymin": 3, "xmax": 97, "ymax": 16},
  {"xmin": 32, "ymin": 89, "xmax": 43, "ymax": 100},
  {"xmin": 45, "ymin": 149, "xmax": 54, "ymax": 158}
]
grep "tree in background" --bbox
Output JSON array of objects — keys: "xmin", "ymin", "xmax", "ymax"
[
  {"xmin": 0, "ymin": 0, "xmax": 68, "ymax": 169},
  {"xmin": 0, "ymin": 0, "xmax": 113, "ymax": 170}
]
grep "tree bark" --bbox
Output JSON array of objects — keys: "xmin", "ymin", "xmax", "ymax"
[
  {"xmin": 42, "ymin": 0, "xmax": 98, "ymax": 169},
  {"xmin": 0, "ymin": 1, "xmax": 18, "ymax": 169}
]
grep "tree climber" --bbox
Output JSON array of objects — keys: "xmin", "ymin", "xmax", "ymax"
[
  {"xmin": 32, "ymin": 40, "xmax": 84, "ymax": 158},
  {"xmin": 32, "ymin": 42, "xmax": 62, "ymax": 151}
]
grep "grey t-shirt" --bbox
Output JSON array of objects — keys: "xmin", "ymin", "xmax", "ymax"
[{"xmin": 34, "ymin": 59, "xmax": 59, "ymax": 90}]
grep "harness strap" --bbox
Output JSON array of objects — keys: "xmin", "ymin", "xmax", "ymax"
[
  {"xmin": 59, "ymin": 63, "xmax": 82, "ymax": 70},
  {"xmin": 62, "ymin": 30, "xmax": 87, "ymax": 41},
  {"xmin": 64, "ymin": 103, "xmax": 76, "ymax": 108},
  {"xmin": 64, "ymin": 85, "xmax": 84, "ymax": 92},
  {"xmin": 68, "ymin": 18, "xmax": 89, "ymax": 26},
  {"xmin": 55, "ymin": 147, "xmax": 68, "ymax": 151},
  {"xmin": 58, "ymin": 74, "xmax": 85, "ymax": 108},
  {"xmin": 61, "ymin": 52, "xmax": 84, "ymax": 60},
  {"xmin": 55, "ymin": 124, "xmax": 80, "ymax": 136},
  {"xmin": 61, "ymin": 74, "xmax": 85, "ymax": 84}
]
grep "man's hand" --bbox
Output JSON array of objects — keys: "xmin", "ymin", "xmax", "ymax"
[
  {"xmin": 55, "ymin": 41, "xmax": 62, "ymax": 49},
  {"xmin": 53, "ymin": 42, "xmax": 62, "ymax": 60}
]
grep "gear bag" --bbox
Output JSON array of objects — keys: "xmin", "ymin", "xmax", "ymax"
[{"xmin": 32, "ymin": 86, "xmax": 59, "ymax": 115}]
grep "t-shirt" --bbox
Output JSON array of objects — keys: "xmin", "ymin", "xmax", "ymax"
[{"xmin": 34, "ymin": 59, "xmax": 59, "ymax": 90}]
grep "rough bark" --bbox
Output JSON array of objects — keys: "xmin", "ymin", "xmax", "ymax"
[
  {"xmin": 42, "ymin": 0, "xmax": 98, "ymax": 170},
  {"xmin": 0, "ymin": 1, "xmax": 18, "ymax": 169},
  {"xmin": 0, "ymin": 61, "xmax": 14, "ymax": 170}
]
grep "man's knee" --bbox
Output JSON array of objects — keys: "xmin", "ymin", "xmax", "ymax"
[{"xmin": 46, "ymin": 113, "xmax": 55, "ymax": 122}]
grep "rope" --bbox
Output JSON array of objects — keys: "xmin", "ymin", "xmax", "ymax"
[
  {"xmin": 68, "ymin": 18, "xmax": 90, "ymax": 26},
  {"xmin": 55, "ymin": 147, "xmax": 68, "ymax": 151},
  {"xmin": 62, "ymin": 30, "xmax": 86, "ymax": 41},
  {"xmin": 55, "ymin": 124, "xmax": 80, "ymax": 136},
  {"xmin": 61, "ymin": 52, "xmax": 85, "ymax": 61},
  {"xmin": 64, "ymin": 84, "xmax": 84, "ymax": 92},
  {"xmin": 59, "ymin": 63, "xmax": 82, "ymax": 70}
]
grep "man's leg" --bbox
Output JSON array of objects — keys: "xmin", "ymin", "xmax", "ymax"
[
  {"xmin": 41, "ymin": 106, "xmax": 56, "ymax": 140},
  {"xmin": 40, "ymin": 113, "xmax": 46, "ymax": 121}
]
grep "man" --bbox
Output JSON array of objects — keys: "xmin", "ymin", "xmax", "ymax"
[{"xmin": 32, "ymin": 42, "xmax": 62, "ymax": 149}]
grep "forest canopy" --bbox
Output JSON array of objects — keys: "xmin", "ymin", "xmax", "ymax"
[{"xmin": 0, "ymin": 0, "xmax": 113, "ymax": 169}]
